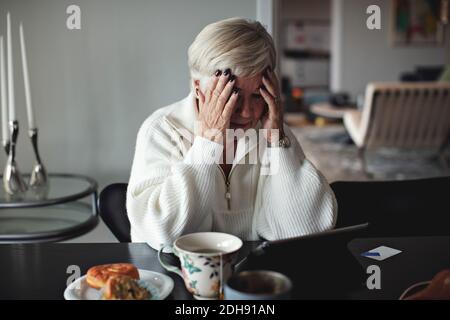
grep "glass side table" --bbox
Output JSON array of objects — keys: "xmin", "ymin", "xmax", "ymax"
[{"xmin": 0, "ymin": 173, "xmax": 98, "ymax": 243}]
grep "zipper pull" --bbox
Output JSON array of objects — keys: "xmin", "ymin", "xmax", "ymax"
[{"xmin": 225, "ymin": 180, "xmax": 231, "ymax": 210}]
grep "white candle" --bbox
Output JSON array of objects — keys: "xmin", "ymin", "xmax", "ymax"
[
  {"xmin": 0, "ymin": 36, "xmax": 8, "ymax": 144},
  {"xmin": 6, "ymin": 12, "xmax": 15, "ymax": 122},
  {"xmin": 19, "ymin": 22, "xmax": 35, "ymax": 129}
]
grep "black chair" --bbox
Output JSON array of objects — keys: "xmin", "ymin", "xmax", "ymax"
[
  {"xmin": 98, "ymin": 183, "xmax": 131, "ymax": 242},
  {"xmin": 331, "ymin": 176, "xmax": 450, "ymax": 237}
]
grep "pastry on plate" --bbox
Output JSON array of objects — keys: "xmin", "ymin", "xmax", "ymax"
[
  {"xmin": 102, "ymin": 275, "xmax": 151, "ymax": 300},
  {"xmin": 86, "ymin": 263, "xmax": 139, "ymax": 289}
]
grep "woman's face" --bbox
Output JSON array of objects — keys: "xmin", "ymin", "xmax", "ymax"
[{"xmin": 229, "ymin": 73, "xmax": 266, "ymax": 131}]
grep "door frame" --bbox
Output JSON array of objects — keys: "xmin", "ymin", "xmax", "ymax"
[{"xmin": 256, "ymin": 0, "xmax": 281, "ymax": 72}]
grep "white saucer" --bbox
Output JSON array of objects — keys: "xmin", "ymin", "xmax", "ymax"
[{"xmin": 64, "ymin": 269, "xmax": 174, "ymax": 300}]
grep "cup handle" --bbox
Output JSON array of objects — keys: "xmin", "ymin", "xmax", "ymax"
[{"xmin": 158, "ymin": 244, "xmax": 183, "ymax": 277}]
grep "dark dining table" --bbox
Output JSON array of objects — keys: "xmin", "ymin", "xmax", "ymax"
[
  {"xmin": 0, "ymin": 241, "xmax": 260, "ymax": 300},
  {"xmin": 1, "ymin": 236, "xmax": 450, "ymax": 300},
  {"xmin": 348, "ymin": 236, "xmax": 450, "ymax": 300}
]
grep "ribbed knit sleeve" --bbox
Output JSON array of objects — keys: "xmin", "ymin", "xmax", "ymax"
[
  {"xmin": 254, "ymin": 126, "xmax": 338, "ymax": 240},
  {"xmin": 126, "ymin": 119, "xmax": 222, "ymax": 250}
]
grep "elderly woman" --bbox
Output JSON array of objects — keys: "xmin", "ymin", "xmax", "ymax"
[{"xmin": 127, "ymin": 17, "xmax": 337, "ymax": 249}]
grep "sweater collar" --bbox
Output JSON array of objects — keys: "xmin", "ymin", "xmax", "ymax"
[{"xmin": 164, "ymin": 91, "xmax": 199, "ymax": 141}]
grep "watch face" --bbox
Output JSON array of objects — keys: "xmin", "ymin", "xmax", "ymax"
[{"xmin": 281, "ymin": 136, "xmax": 291, "ymax": 148}]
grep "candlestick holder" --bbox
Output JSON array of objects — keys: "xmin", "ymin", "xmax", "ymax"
[
  {"xmin": 3, "ymin": 120, "xmax": 27, "ymax": 197},
  {"xmin": 2, "ymin": 140, "xmax": 10, "ymax": 156},
  {"xmin": 28, "ymin": 128, "xmax": 48, "ymax": 198}
]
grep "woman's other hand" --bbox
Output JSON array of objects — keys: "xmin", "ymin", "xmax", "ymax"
[
  {"xmin": 259, "ymin": 68, "xmax": 284, "ymax": 143},
  {"xmin": 197, "ymin": 69, "xmax": 239, "ymax": 144}
]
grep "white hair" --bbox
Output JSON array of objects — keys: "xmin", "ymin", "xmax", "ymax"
[{"xmin": 188, "ymin": 17, "xmax": 276, "ymax": 91}]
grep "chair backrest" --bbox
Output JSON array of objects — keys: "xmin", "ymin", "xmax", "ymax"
[
  {"xmin": 98, "ymin": 183, "xmax": 131, "ymax": 242},
  {"xmin": 359, "ymin": 82, "xmax": 450, "ymax": 149},
  {"xmin": 331, "ymin": 176, "xmax": 450, "ymax": 237}
]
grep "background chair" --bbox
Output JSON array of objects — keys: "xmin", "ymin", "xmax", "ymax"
[
  {"xmin": 344, "ymin": 82, "xmax": 450, "ymax": 175},
  {"xmin": 98, "ymin": 183, "xmax": 131, "ymax": 242},
  {"xmin": 331, "ymin": 176, "xmax": 450, "ymax": 237}
]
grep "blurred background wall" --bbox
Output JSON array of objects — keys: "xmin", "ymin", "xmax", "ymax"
[
  {"xmin": 0, "ymin": 0, "xmax": 257, "ymax": 189},
  {"xmin": 331, "ymin": 0, "xmax": 450, "ymax": 98},
  {"xmin": 0, "ymin": 0, "xmax": 448, "ymax": 190}
]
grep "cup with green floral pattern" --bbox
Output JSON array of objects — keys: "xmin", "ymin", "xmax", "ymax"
[{"xmin": 158, "ymin": 232, "xmax": 243, "ymax": 300}]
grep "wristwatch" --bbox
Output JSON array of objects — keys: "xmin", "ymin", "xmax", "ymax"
[
  {"xmin": 278, "ymin": 134, "xmax": 291, "ymax": 148},
  {"xmin": 269, "ymin": 133, "xmax": 290, "ymax": 148}
]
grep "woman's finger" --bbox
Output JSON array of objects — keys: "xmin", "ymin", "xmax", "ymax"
[
  {"xmin": 222, "ymin": 88, "xmax": 239, "ymax": 120},
  {"xmin": 216, "ymin": 76, "xmax": 236, "ymax": 110},
  {"xmin": 266, "ymin": 68, "xmax": 279, "ymax": 89},
  {"xmin": 259, "ymin": 86, "xmax": 277, "ymax": 118},
  {"xmin": 262, "ymin": 75, "xmax": 277, "ymax": 98},
  {"xmin": 210, "ymin": 70, "xmax": 232, "ymax": 106},
  {"xmin": 205, "ymin": 73, "xmax": 220, "ymax": 104}
]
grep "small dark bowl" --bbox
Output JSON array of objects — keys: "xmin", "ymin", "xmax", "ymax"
[{"xmin": 224, "ymin": 270, "xmax": 292, "ymax": 300}]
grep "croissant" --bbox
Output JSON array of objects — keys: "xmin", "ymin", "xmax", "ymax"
[{"xmin": 86, "ymin": 263, "xmax": 139, "ymax": 289}]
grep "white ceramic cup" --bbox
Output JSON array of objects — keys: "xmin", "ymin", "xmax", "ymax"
[{"xmin": 158, "ymin": 232, "xmax": 243, "ymax": 300}]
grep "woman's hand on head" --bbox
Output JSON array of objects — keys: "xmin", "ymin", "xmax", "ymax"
[
  {"xmin": 259, "ymin": 68, "xmax": 284, "ymax": 143},
  {"xmin": 196, "ymin": 69, "xmax": 239, "ymax": 144}
]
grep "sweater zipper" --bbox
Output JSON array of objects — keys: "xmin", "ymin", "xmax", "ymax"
[
  {"xmin": 163, "ymin": 116, "xmax": 235, "ymax": 210},
  {"xmin": 217, "ymin": 165, "xmax": 233, "ymax": 210}
]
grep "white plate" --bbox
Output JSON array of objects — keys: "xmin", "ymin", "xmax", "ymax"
[{"xmin": 64, "ymin": 269, "xmax": 174, "ymax": 300}]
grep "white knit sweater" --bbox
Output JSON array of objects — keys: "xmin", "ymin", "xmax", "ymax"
[{"xmin": 126, "ymin": 93, "xmax": 337, "ymax": 250}]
